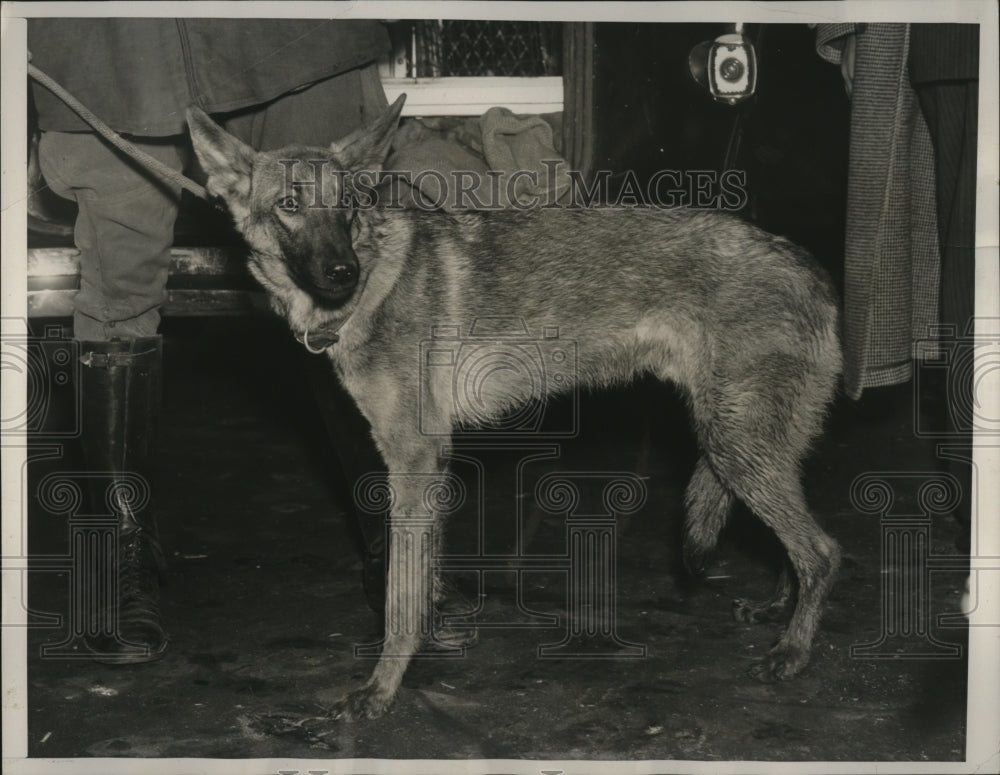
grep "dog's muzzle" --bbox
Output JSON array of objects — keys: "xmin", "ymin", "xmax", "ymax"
[
  {"xmin": 296, "ymin": 325, "xmax": 342, "ymax": 353},
  {"xmin": 307, "ymin": 262, "xmax": 359, "ymax": 305}
]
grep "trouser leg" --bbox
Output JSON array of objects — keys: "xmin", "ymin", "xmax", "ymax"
[
  {"xmin": 914, "ymin": 80, "xmax": 978, "ymax": 551},
  {"xmin": 39, "ymin": 131, "xmax": 183, "ymax": 659}
]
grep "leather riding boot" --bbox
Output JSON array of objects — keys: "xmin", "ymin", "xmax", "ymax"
[{"xmin": 79, "ymin": 336, "xmax": 168, "ymax": 663}]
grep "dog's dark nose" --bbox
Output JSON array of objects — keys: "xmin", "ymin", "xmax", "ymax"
[
  {"xmin": 308, "ymin": 261, "xmax": 359, "ymax": 305},
  {"xmin": 324, "ymin": 263, "xmax": 358, "ymax": 287}
]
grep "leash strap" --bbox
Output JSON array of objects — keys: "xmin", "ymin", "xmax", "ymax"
[{"xmin": 28, "ymin": 62, "xmax": 210, "ymax": 201}]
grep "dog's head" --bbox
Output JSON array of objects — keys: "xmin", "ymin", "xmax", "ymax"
[{"xmin": 187, "ymin": 95, "xmax": 405, "ymax": 343}]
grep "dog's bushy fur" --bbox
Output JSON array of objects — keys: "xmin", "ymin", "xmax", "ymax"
[{"xmin": 188, "ymin": 95, "xmax": 843, "ymax": 720}]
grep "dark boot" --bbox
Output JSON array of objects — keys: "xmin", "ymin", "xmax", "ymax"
[{"xmin": 79, "ymin": 337, "xmax": 168, "ymax": 663}]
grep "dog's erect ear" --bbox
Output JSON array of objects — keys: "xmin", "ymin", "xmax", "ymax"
[
  {"xmin": 330, "ymin": 93, "xmax": 406, "ymax": 172},
  {"xmin": 186, "ymin": 105, "xmax": 255, "ymax": 223}
]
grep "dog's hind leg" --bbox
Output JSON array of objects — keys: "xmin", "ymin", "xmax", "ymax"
[
  {"xmin": 701, "ymin": 373, "xmax": 840, "ymax": 683},
  {"xmin": 682, "ymin": 456, "xmax": 735, "ymax": 575},
  {"xmin": 684, "ymin": 452, "xmax": 797, "ymax": 624},
  {"xmin": 733, "ymin": 474, "xmax": 839, "ymax": 683}
]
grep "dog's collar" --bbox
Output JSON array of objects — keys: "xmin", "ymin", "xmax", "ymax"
[{"xmin": 297, "ymin": 323, "xmax": 343, "ymax": 353}]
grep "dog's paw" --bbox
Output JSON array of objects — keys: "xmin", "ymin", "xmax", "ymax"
[
  {"xmin": 748, "ymin": 644, "xmax": 809, "ymax": 683},
  {"xmin": 732, "ymin": 597, "xmax": 790, "ymax": 625},
  {"xmin": 333, "ymin": 684, "xmax": 393, "ymax": 721},
  {"xmin": 682, "ymin": 541, "xmax": 710, "ymax": 577}
]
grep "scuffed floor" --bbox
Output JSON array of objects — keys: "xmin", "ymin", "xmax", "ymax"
[{"xmin": 26, "ymin": 317, "xmax": 969, "ymax": 761}]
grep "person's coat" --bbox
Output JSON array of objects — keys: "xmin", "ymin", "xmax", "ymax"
[
  {"xmin": 30, "ymin": 19, "xmax": 390, "ymax": 136},
  {"xmin": 816, "ymin": 23, "xmax": 939, "ymax": 399}
]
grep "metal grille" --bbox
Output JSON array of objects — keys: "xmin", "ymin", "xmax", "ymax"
[{"xmin": 400, "ymin": 21, "xmax": 562, "ymax": 78}]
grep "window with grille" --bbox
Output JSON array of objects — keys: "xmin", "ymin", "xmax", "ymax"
[{"xmin": 379, "ymin": 20, "xmax": 564, "ymax": 116}]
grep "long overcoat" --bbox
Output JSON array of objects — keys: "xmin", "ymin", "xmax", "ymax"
[{"xmin": 816, "ymin": 23, "xmax": 939, "ymax": 399}]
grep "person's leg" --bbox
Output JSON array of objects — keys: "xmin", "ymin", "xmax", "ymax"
[
  {"xmin": 39, "ymin": 130, "xmax": 184, "ymax": 661},
  {"xmin": 914, "ymin": 81, "xmax": 978, "ymax": 552},
  {"xmin": 40, "ymin": 132, "xmax": 184, "ymax": 340},
  {"xmin": 916, "ymin": 82, "xmax": 977, "ymax": 339}
]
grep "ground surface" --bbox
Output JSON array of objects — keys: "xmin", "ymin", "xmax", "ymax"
[{"xmin": 26, "ymin": 317, "xmax": 970, "ymax": 762}]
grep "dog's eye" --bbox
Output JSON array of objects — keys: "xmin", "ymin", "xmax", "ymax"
[{"xmin": 276, "ymin": 196, "xmax": 299, "ymax": 214}]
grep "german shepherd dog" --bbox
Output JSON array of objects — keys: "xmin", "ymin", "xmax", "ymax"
[{"xmin": 187, "ymin": 95, "xmax": 842, "ymax": 720}]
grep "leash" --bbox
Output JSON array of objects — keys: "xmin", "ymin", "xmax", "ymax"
[{"xmin": 28, "ymin": 62, "xmax": 210, "ymax": 201}]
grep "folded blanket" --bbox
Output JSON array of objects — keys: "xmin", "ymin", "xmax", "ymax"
[{"xmin": 386, "ymin": 108, "xmax": 570, "ymax": 209}]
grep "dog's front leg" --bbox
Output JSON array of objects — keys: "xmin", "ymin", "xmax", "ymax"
[{"xmin": 338, "ymin": 441, "xmax": 445, "ymax": 720}]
